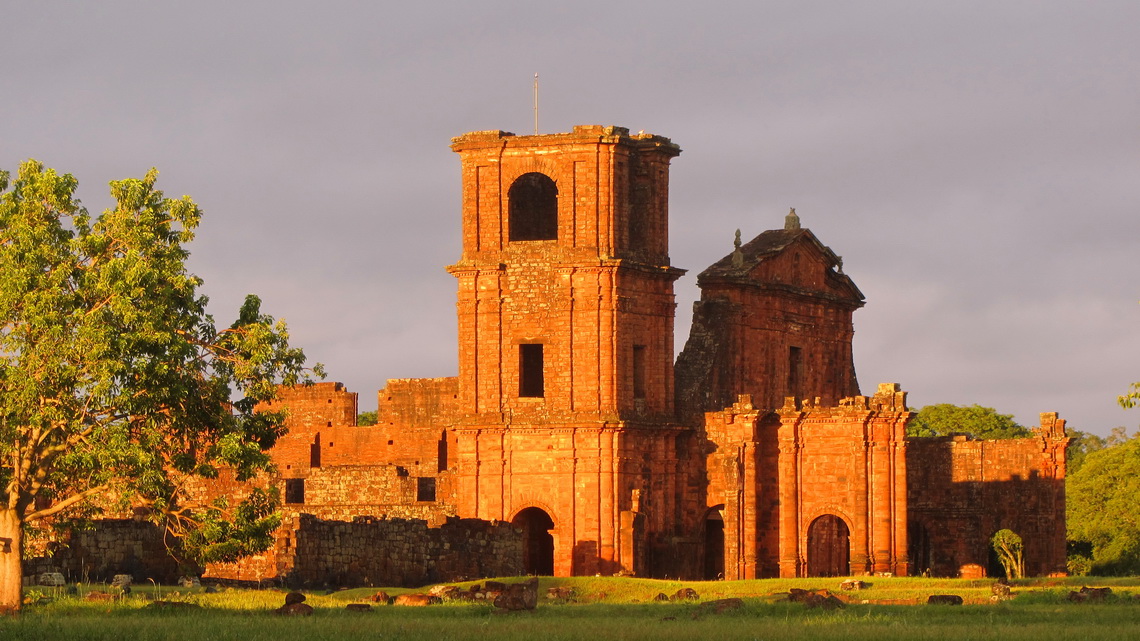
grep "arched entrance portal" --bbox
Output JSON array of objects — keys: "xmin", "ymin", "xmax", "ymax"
[
  {"xmin": 703, "ymin": 506, "xmax": 725, "ymax": 580},
  {"xmin": 512, "ymin": 507, "xmax": 555, "ymax": 576},
  {"xmin": 807, "ymin": 514, "xmax": 850, "ymax": 577}
]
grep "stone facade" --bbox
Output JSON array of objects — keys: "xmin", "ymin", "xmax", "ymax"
[{"xmin": 129, "ymin": 125, "xmax": 1071, "ymax": 584}]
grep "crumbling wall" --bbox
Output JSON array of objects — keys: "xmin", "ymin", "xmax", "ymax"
[
  {"xmin": 24, "ymin": 519, "xmax": 180, "ymax": 583},
  {"xmin": 289, "ymin": 514, "xmax": 522, "ymax": 587},
  {"xmin": 907, "ymin": 412, "xmax": 1069, "ymax": 578}
]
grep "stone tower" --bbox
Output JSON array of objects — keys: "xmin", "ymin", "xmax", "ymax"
[{"xmin": 446, "ymin": 126, "xmax": 693, "ymax": 576}]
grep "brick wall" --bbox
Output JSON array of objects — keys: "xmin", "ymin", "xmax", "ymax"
[{"xmin": 907, "ymin": 412, "xmax": 1069, "ymax": 578}]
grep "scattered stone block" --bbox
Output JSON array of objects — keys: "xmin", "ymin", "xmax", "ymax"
[
  {"xmin": 692, "ymin": 598, "xmax": 744, "ymax": 618},
  {"xmin": 1080, "ymin": 586, "xmax": 1112, "ymax": 601},
  {"xmin": 275, "ymin": 602, "xmax": 314, "ymax": 616},
  {"xmin": 38, "ymin": 572, "xmax": 66, "ymax": 587},
  {"xmin": 493, "ymin": 578, "xmax": 538, "ymax": 612},
  {"xmin": 110, "ymin": 574, "xmax": 132, "ymax": 588},
  {"xmin": 927, "ymin": 594, "xmax": 963, "ymax": 605},
  {"xmin": 670, "ymin": 587, "xmax": 699, "ymax": 601},
  {"xmin": 345, "ymin": 603, "xmax": 372, "ymax": 612},
  {"xmin": 394, "ymin": 593, "xmax": 440, "ymax": 606},
  {"xmin": 545, "ymin": 586, "xmax": 576, "ymax": 601}
]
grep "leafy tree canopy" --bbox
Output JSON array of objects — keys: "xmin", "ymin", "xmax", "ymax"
[
  {"xmin": 906, "ymin": 404, "xmax": 1032, "ymax": 439},
  {"xmin": 357, "ymin": 411, "xmax": 378, "ymax": 426},
  {"xmin": 1066, "ymin": 429, "xmax": 1110, "ymax": 476},
  {"xmin": 1066, "ymin": 429, "xmax": 1140, "ymax": 575},
  {"xmin": 0, "ymin": 161, "xmax": 322, "ymax": 611}
]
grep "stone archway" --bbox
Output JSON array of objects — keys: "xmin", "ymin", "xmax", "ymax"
[
  {"xmin": 703, "ymin": 506, "xmax": 725, "ymax": 580},
  {"xmin": 807, "ymin": 514, "xmax": 850, "ymax": 577},
  {"xmin": 512, "ymin": 507, "xmax": 555, "ymax": 576}
]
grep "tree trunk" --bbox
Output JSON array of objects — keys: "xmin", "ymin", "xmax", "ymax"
[{"xmin": 0, "ymin": 509, "xmax": 23, "ymax": 614}]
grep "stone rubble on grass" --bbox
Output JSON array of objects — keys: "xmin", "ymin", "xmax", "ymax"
[
  {"xmin": 110, "ymin": 574, "xmax": 132, "ymax": 588},
  {"xmin": 38, "ymin": 572, "xmax": 66, "ymax": 587},
  {"xmin": 393, "ymin": 593, "xmax": 440, "ymax": 606},
  {"xmin": 275, "ymin": 591, "xmax": 314, "ymax": 616},
  {"xmin": 492, "ymin": 578, "xmax": 538, "ymax": 612}
]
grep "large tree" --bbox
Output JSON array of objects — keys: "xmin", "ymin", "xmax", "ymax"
[
  {"xmin": 0, "ymin": 161, "xmax": 320, "ymax": 612},
  {"xmin": 1066, "ymin": 430, "xmax": 1140, "ymax": 575},
  {"xmin": 906, "ymin": 403, "xmax": 1032, "ymax": 439}
]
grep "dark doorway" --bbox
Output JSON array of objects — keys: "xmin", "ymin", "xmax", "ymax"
[
  {"xmin": 704, "ymin": 507, "xmax": 725, "ymax": 579},
  {"xmin": 908, "ymin": 521, "xmax": 933, "ymax": 576},
  {"xmin": 807, "ymin": 514, "xmax": 850, "ymax": 577},
  {"xmin": 513, "ymin": 507, "xmax": 555, "ymax": 576}
]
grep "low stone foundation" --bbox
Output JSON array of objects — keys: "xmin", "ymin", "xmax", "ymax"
[{"xmin": 206, "ymin": 513, "xmax": 524, "ymax": 588}]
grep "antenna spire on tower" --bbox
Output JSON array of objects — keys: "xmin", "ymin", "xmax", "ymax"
[{"xmin": 533, "ymin": 73, "xmax": 539, "ymax": 135}]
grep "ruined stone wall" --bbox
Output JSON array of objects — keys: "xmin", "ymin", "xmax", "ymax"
[
  {"xmin": 907, "ymin": 412, "xmax": 1069, "ymax": 578},
  {"xmin": 24, "ymin": 519, "xmax": 180, "ymax": 583},
  {"xmin": 702, "ymin": 385, "xmax": 910, "ymax": 580},
  {"xmin": 374, "ymin": 377, "xmax": 459, "ymax": 476},
  {"xmin": 289, "ymin": 514, "xmax": 522, "ymax": 587}
]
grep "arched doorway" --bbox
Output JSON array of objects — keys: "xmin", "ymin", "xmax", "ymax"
[
  {"xmin": 703, "ymin": 506, "xmax": 725, "ymax": 580},
  {"xmin": 512, "ymin": 507, "xmax": 555, "ymax": 576},
  {"xmin": 807, "ymin": 514, "xmax": 850, "ymax": 577}
]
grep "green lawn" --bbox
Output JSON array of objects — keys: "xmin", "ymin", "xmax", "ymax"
[{"xmin": 4, "ymin": 576, "xmax": 1138, "ymax": 641}]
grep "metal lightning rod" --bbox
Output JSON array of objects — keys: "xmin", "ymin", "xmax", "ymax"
[{"xmin": 533, "ymin": 73, "xmax": 539, "ymax": 135}]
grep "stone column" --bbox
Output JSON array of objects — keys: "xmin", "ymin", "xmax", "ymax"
[{"xmin": 777, "ymin": 410, "xmax": 801, "ymax": 577}]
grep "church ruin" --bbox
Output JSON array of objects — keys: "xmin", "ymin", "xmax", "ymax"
[{"xmin": 209, "ymin": 126, "xmax": 1071, "ymax": 582}]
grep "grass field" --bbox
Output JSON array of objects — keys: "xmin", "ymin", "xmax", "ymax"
[{"xmin": 3, "ymin": 575, "xmax": 1138, "ymax": 641}]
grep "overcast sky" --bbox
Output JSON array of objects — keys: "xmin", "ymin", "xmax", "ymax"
[{"xmin": 4, "ymin": 1, "xmax": 1137, "ymax": 436}]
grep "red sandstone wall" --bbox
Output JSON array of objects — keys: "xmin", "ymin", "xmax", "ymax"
[
  {"xmin": 703, "ymin": 385, "xmax": 910, "ymax": 580},
  {"xmin": 907, "ymin": 413, "xmax": 1069, "ymax": 578}
]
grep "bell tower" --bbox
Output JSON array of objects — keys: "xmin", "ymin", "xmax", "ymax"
[
  {"xmin": 447, "ymin": 125, "xmax": 683, "ymax": 425},
  {"xmin": 446, "ymin": 126, "xmax": 689, "ymax": 576}
]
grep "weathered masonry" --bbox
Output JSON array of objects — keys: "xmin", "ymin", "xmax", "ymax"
[{"xmin": 212, "ymin": 125, "xmax": 1070, "ymax": 582}]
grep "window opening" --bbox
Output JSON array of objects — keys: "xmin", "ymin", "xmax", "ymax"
[
  {"xmin": 417, "ymin": 477, "xmax": 437, "ymax": 502},
  {"xmin": 632, "ymin": 345, "xmax": 647, "ymax": 400},
  {"xmin": 788, "ymin": 346, "xmax": 803, "ymax": 402},
  {"xmin": 284, "ymin": 478, "xmax": 305, "ymax": 505},
  {"xmin": 310, "ymin": 433, "xmax": 321, "ymax": 468},
  {"xmin": 520, "ymin": 343, "xmax": 545, "ymax": 398},
  {"xmin": 508, "ymin": 172, "xmax": 558, "ymax": 241}
]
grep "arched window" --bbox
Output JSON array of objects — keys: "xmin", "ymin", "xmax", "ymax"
[{"xmin": 508, "ymin": 172, "xmax": 558, "ymax": 241}]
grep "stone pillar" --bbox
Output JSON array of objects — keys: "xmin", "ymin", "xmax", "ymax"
[
  {"xmin": 777, "ymin": 410, "xmax": 801, "ymax": 577},
  {"xmin": 871, "ymin": 432, "xmax": 893, "ymax": 574},
  {"xmin": 741, "ymin": 440, "xmax": 759, "ymax": 579}
]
